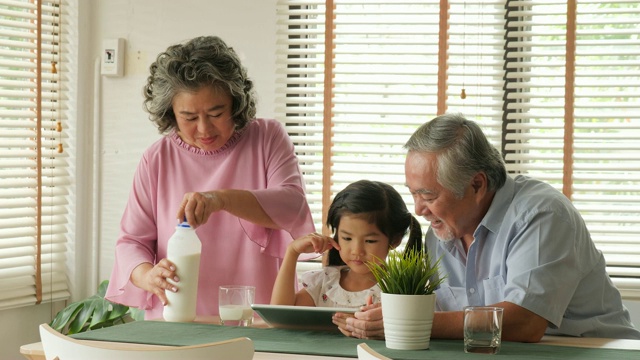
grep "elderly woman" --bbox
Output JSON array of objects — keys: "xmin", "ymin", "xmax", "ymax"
[{"xmin": 105, "ymin": 36, "xmax": 315, "ymax": 320}]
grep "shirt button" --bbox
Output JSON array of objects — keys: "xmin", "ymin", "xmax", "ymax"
[{"xmin": 469, "ymin": 288, "xmax": 476, "ymax": 294}]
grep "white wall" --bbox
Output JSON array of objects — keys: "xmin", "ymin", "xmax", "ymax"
[{"xmin": 1, "ymin": 1, "xmax": 278, "ymax": 359}]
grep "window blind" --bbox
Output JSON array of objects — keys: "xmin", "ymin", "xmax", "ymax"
[
  {"xmin": 446, "ymin": 0, "xmax": 506, "ymax": 146},
  {"xmin": 276, "ymin": 0, "xmax": 442, "ymax": 232},
  {"xmin": 503, "ymin": 0, "xmax": 640, "ymax": 300},
  {"xmin": 276, "ymin": 0, "xmax": 640, "ymax": 299},
  {"xmin": 276, "ymin": 0, "xmax": 326, "ymax": 227},
  {"xmin": 0, "ymin": 0, "xmax": 71, "ymax": 310}
]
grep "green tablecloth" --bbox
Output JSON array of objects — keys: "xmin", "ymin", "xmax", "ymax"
[{"xmin": 72, "ymin": 321, "xmax": 638, "ymax": 359}]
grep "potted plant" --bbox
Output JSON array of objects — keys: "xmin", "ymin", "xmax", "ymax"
[
  {"xmin": 49, "ymin": 280, "xmax": 144, "ymax": 335},
  {"xmin": 367, "ymin": 248, "xmax": 444, "ymax": 350}
]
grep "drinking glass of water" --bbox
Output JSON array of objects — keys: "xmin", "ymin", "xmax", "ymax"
[
  {"xmin": 463, "ymin": 306, "xmax": 504, "ymax": 354},
  {"xmin": 219, "ymin": 285, "xmax": 255, "ymax": 327}
]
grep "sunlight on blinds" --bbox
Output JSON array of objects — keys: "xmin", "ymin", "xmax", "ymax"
[
  {"xmin": 447, "ymin": 0, "xmax": 506, "ymax": 147},
  {"xmin": 277, "ymin": 0, "xmax": 441, "ymax": 232},
  {"xmin": 0, "ymin": 0, "xmax": 71, "ymax": 310},
  {"xmin": 503, "ymin": 1, "xmax": 640, "ymax": 299},
  {"xmin": 277, "ymin": 0, "xmax": 640, "ymax": 299}
]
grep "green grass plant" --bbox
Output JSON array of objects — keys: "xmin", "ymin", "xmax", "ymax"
[{"xmin": 367, "ymin": 248, "xmax": 444, "ymax": 295}]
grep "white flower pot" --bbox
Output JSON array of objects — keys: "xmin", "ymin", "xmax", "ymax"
[{"xmin": 381, "ymin": 292, "xmax": 436, "ymax": 350}]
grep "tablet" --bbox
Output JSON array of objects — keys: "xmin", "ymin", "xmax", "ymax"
[{"xmin": 251, "ymin": 304, "xmax": 357, "ymax": 332}]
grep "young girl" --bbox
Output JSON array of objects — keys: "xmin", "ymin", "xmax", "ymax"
[{"xmin": 271, "ymin": 179, "xmax": 423, "ymax": 308}]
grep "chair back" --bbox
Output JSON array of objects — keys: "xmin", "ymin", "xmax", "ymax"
[
  {"xmin": 357, "ymin": 342, "xmax": 393, "ymax": 360},
  {"xmin": 39, "ymin": 323, "xmax": 254, "ymax": 360}
]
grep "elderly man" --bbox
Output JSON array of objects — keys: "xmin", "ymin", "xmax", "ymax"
[{"xmin": 333, "ymin": 113, "xmax": 640, "ymax": 341}]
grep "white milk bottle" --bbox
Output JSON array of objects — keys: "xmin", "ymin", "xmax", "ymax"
[{"xmin": 163, "ymin": 221, "xmax": 202, "ymax": 322}]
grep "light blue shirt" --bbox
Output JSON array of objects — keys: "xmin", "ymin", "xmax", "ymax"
[{"xmin": 428, "ymin": 175, "xmax": 640, "ymax": 339}]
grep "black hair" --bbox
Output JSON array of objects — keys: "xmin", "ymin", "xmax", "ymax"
[{"xmin": 325, "ymin": 180, "xmax": 423, "ymax": 266}]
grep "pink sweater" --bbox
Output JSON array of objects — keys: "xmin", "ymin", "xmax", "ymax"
[{"xmin": 105, "ymin": 118, "xmax": 315, "ymax": 320}]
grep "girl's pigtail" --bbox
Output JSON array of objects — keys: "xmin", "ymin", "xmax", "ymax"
[{"xmin": 403, "ymin": 214, "xmax": 424, "ymax": 257}]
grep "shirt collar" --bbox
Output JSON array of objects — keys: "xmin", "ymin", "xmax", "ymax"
[{"xmin": 438, "ymin": 175, "xmax": 514, "ymax": 254}]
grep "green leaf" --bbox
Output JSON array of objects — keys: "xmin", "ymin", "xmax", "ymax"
[
  {"xmin": 366, "ymin": 248, "xmax": 446, "ymax": 295},
  {"xmin": 108, "ymin": 302, "xmax": 130, "ymax": 320},
  {"xmin": 49, "ymin": 280, "xmax": 139, "ymax": 335},
  {"xmin": 96, "ymin": 279, "xmax": 109, "ymax": 297},
  {"xmin": 68, "ymin": 299, "xmax": 97, "ymax": 334},
  {"xmin": 49, "ymin": 301, "xmax": 84, "ymax": 332},
  {"xmin": 89, "ymin": 299, "xmax": 110, "ymax": 328},
  {"xmin": 128, "ymin": 307, "xmax": 146, "ymax": 321}
]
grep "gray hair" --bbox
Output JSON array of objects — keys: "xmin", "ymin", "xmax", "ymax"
[
  {"xmin": 404, "ymin": 113, "xmax": 506, "ymax": 198},
  {"xmin": 143, "ymin": 36, "xmax": 257, "ymax": 133}
]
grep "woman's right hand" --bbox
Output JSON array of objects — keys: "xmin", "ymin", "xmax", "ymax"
[
  {"xmin": 130, "ymin": 260, "xmax": 179, "ymax": 306},
  {"xmin": 177, "ymin": 191, "xmax": 224, "ymax": 228},
  {"xmin": 289, "ymin": 232, "xmax": 340, "ymax": 255}
]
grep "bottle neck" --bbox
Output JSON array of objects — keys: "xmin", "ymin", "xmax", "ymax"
[{"xmin": 177, "ymin": 221, "xmax": 192, "ymax": 229}]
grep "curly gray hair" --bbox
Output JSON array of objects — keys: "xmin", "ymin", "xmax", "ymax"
[{"xmin": 143, "ymin": 36, "xmax": 257, "ymax": 133}]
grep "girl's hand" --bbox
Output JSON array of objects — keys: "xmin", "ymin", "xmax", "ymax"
[
  {"xmin": 289, "ymin": 233, "xmax": 340, "ymax": 255},
  {"xmin": 132, "ymin": 259, "xmax": 179, "ymax": 306}
]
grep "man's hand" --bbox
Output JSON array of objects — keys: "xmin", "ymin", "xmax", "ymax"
[{"xmin": 334, "ymin": 301, "xmax": 385, "ymax": 339}]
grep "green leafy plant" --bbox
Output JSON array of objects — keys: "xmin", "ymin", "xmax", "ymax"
[
  {"xmin": 366, "ymin": 248, "xmax": 444, "ymax": 295},
  {"xmin": 50, "ymin": 280, "xmax": 145, "ymax": 335}
]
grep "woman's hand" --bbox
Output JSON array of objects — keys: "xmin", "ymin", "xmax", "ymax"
[
  {"xmin": 289, "ymin": 232, "xmax": 340, "ymax": 255},
  {"xmin": 334, "ymin": 301, "xmax": 385, "ymax": 339},
  {"xmin": 177, "ymin": 189, "xmax": 280, "ymax": 229},
  {"xmin": 177, "ymin": 191, "xmax": 223, "ymax": 228},
  {"xmin": 130, "ymin": 260, "xmax": 179, "ymax": 306}
]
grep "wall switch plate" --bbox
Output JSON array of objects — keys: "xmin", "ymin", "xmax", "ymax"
[{"xmin": 101, "ymin": 38, "xmax": 125, "ymax": 77}]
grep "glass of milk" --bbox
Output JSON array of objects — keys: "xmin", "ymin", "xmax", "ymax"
[{"xmin": 219, "ymin": 285, "xmax": 255, "ymax": 326}]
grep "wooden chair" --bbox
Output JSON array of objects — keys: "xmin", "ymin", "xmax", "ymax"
[
  {"xmin": 39, "ymin": 323, "xmax": 254, "ymax": 360},
  {"xmin": 357, "ymin": 343, "xmax": 393, "ymax": 360}
]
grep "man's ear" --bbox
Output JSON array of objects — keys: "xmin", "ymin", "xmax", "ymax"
[{"xmin": 471, "ymin": 172, "xmax": 488, "ymax": 194}]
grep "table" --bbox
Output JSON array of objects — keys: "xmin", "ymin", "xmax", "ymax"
[{"xmin": 21, "ymin": 316, "xmax": 640, "ymax": 360}]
